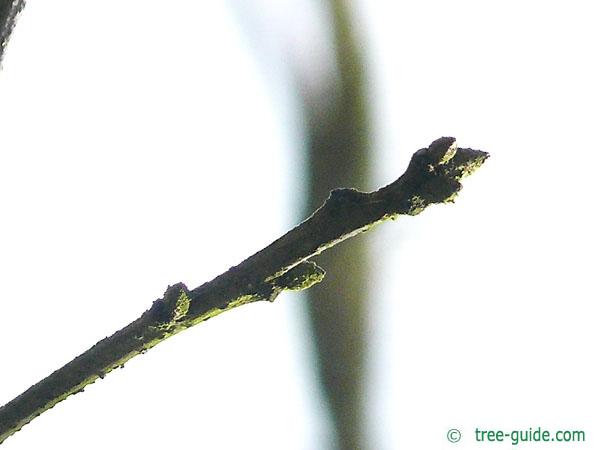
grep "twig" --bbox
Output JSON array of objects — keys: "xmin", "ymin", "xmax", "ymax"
[
  {"xmin": 0, "ymin": 0, "xmax": 25, "ymax": 66},
  {"xmin": 0, "ymin": 137, "xmax": 488, "ymax": 444}
]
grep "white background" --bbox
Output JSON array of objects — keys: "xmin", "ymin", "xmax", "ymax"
[{"xmin": 1, "ymin": 1, "xmax": 599, "ymax": 449}]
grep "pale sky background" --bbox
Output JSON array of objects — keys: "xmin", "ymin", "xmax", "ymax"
[{"xmin": 1, "ymin": 1, "xmax": 599, "ymax": 449}]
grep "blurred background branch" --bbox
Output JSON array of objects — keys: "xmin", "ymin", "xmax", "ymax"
[
  {"xmin": 0, "ymin": 0, "xmax": 25, "ymax": 65},
  {"xmin": 299, "ymin": 0, "xmax": 371, "ymax": 448}
]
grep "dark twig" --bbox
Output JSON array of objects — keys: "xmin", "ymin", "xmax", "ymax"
[
  {"xmin": 0, "ymin": 0, "xmax": 25, "ymax": 66},
  {"xmin": 0, "ymin": 137, "xmax": 488, "ymax": 444}
]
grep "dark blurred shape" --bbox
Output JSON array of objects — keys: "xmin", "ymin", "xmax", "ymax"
[
  {"xmin": 194, "ymin": 0, "xmax": 373, "ymax": 446},
  {"xmin": 300, "ymin": 0, "xmax": 372, "ymax": 448},
  {"xmin": 0, "ymin": 0, "xmax": 25, "ymax": 66}
]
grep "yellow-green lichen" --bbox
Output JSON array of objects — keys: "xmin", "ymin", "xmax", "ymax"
[
  {"xmin": 271, "ymin": 261, "xmax": 325, "ymax": 291},
  {"xmin": 408, "ymin": 195, "xmax": 426, "ymax": 215},
  {"xmin": 172, "ymin": 290, "xmax": 190, "ymax": 322},
  {"xmin": 438, "ymin": 141, "xmax": 458, "ymax": 165}
]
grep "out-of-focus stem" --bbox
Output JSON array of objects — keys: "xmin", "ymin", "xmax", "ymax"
[{"xmin": 0, "ymin": 0, "xmax": 25, "ymax": 66}]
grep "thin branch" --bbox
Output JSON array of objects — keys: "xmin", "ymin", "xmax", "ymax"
[
  {"xmin": 0, "ymin": 137, "xmax": 488, "ymax": 444},
  {"xmin": 0, "ymin": 0, "xmax": 25, "ymax": 66}
]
